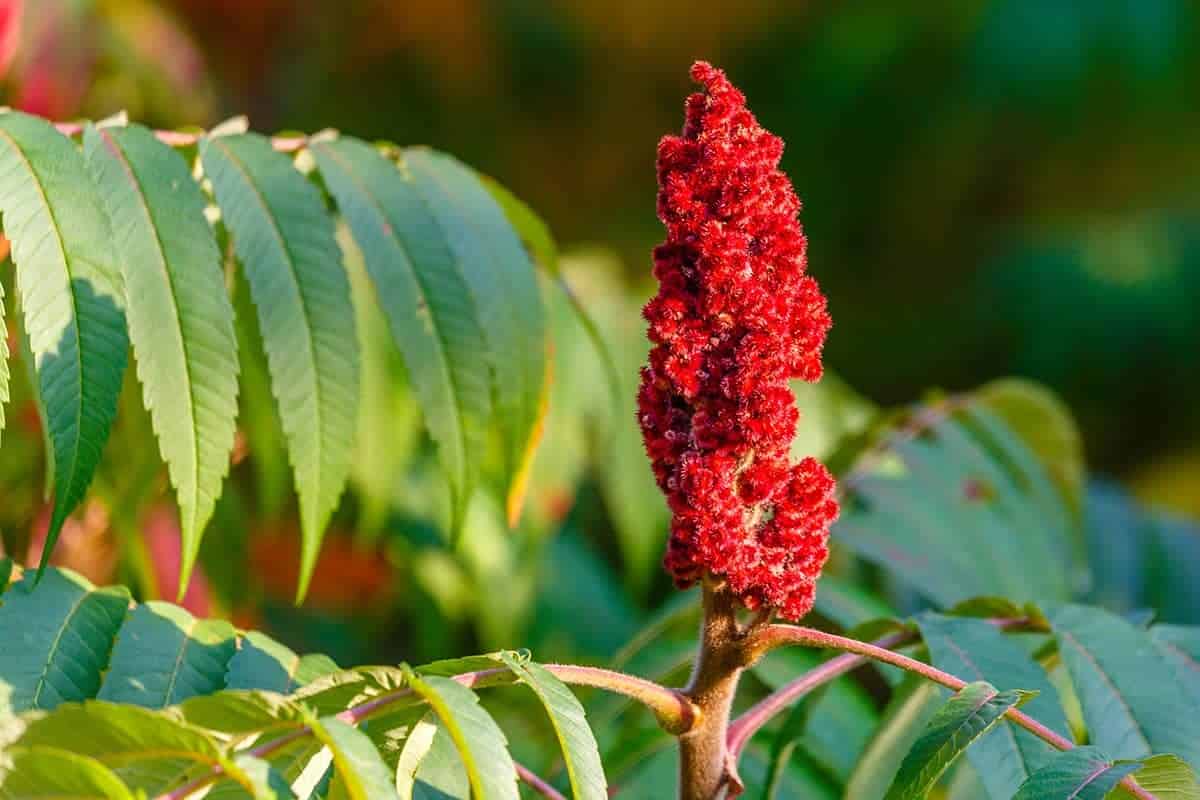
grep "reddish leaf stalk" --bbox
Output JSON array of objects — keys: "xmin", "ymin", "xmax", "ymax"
[
  {"xmin": 728, "ymin": 616, "xmax": 1034, "ymax": 756},
  {"xmin": 517, "ymin": 762, "xmax": 568, "ymax": 800},
  {"xmin": 726, "ymin": 628, "xmax": 914, "ymax": 757},
  {"xmin": 154, "ymin": 663, "xmax": 695, "ymax": 800},
  {"xmin": 741, "ymin": 624, "xmax": 1158, "ymax": 800}
]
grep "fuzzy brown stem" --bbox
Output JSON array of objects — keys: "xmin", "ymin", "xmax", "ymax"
[{"xmin": 678, "ymin": 583, "xmax": 758, "ymax": 799}]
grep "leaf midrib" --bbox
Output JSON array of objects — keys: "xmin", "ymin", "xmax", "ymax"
[
  {"xmin": 161, "ymin": 617, "xmax": 200, "ymax": 707},
  {"xmin": 407, "ymin": 676, "xmax": 489, "ymax": 797},
  {"xmin": 96, "ymin": 130, "xmax": 200, "ymax": 532},
  {"xmin": 30, "ymin": 588, "xmax": 95, "ymax": 708},
  {"xmin": 1067, "ymin": 761, "xmax": 1115, "ymax": 799},
  {"xmin": 1058, "ymin": 628, "xmax": 1153, "ymax": 755},
  {"xmin": 917, "ymin": 686, "xmax": 998, "ymax": 793},
  {"xmin": 207, "ymin": 137, "xmax": 325, "ymax": 510}
]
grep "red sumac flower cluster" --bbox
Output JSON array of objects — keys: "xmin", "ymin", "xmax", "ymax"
[{"xmin": 639, "ymin": 61, "xmax": 838, "ymax": 621}]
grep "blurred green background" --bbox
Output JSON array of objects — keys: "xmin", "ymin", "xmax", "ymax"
[{"xmin": 2, "ymin": 0, "xmax": 1199, "ymax": 660}]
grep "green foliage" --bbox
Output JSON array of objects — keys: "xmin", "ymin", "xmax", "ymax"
[
  {"xmin": 1051, "ymin": 605, "xmax": 1200, "ymax": 766},
  {"xmin": 306, "ymin": 713, "xmax": 395, "ymax": 800},
  {"xmin": 0, "ymin": 566, "xmax": 608, "ymax": 799},
  {"xmin": 0, "ymin": 112, "xmax": 129, "ymax": 571},
  {"xmin": 1011, "ymin": 746, "xmax": 1143, "ymax": 800},
  {"xmin": 884, "ymin": 682, "xmax": 1034, "ymax": 800},
  {"xmin": 0, "ymin": 105, "xmax": 1197, "ymax": 800},
  {"xmin": 3, "ymin": 416, "xmax": 1200, "ymax": 800},
  {"xmin": 0, "ymin": 281, "xmax": 7, "ymax": 448},
  {"xmin": 400, "ymin": 666, "xmax": 519, "ymax": 800},
  {"xmin": 83, "ymin": 122, "xmax": 240, "ymax": 594},
  {"xmin": 0, "ymin": 568, "xmax": 129, "ymax": 715},
  {"xmin": 498, "ymin": 652, "xmax": 608, "ymax": 800},
  {"xmin": 400, "ymin": 148, "xmax": 547, "ymax": 527},
  {"xmin": 308, "ymin": 137, "xmax": 491, "ymax": 536},
  {"xmin": 97, "ymin": 602, "xmax": 237, "ymax": 707},
  {"xmin": 833, "ymin": 379, "xmax": 1084, "ymax": 607},
  {"xmin": 0, "ymin": 110, "xmax": 556, "ymax": 598},
  {"xmin": 0, "ymin": 746, "xmax": 138, "ymax": 800},
  {"xmin": 916, "ymin": 613, "xmax": 1068, "ymax": 797},
  {"xmin": 200, "ymin": 131, "xmax": 360, "ymax": 600},
  {"xmin": 846, "ymin": 676, "xmax": 944, "ymax": 800}
]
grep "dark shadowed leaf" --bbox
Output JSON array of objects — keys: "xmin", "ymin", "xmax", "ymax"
[
  {"xmin": 225, "ymin": 631, "xmax": 339, "ymax": 693},
  {"xmin": 0, "ymin": 112, "xmax": 128, "ymax": 567},
  {"xmin": 0, "ymin": 568, "xmax": 129, "ymax": 714},
  {"xmin": 97, "ymin": 601, "xmax": 236, "ymax": 707}
]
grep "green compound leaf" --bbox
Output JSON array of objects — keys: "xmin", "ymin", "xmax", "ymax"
[
  {"xmin": 1011, "ymin": 746, "xmax": 1141, "ymax": 800},
  {"xmin": 401, "ymin": 665, "xmax": 519, "ymax": 800},
  {"xmin": 916, "ymin": 613, "xmax": 1070, "ymax": 798},
  {"xmin": 309, "ymin": 137, "xmax": 491, "ymax": 536},
  {"xmin": 304, "ymin": 713, "xmax": 396, "ymax": 800},
  {"xmin": 224, "ymin": 630, "xmax": 339, "ymax": 694},
  {"xmin": 15, "ymin": 702, "xmax": 222, "ymax": 795},
  {"xmin": 0, "ymin": 568, "xmax": 129, "ymax": 714},
  {"xmin": 1051, "ymin": 604, "xmax": 1200, "ymax": 767},
  {"xmin": 499, "ymin": 652, "xmax": 607, "ymax": 800},
  {"xmin": 0, "ymin": 746, "xmax": 136, "ymax": 799},
  {"xmin": 884, "ymin": 681, "xmax": 1034, "ymax": 800},
  {"xmin": 834, "ymin": 379, "xmax": 1082, "ymax": 608},
  {"xmin": 0, "ymin": 111, "xmax": 128, "ymax": 571},
  {"xmin": 401, "ymin": 148, "xmax": 546, "ymax": 528},
  {"xmin": 201, "ymin": 132, "xmax": 360, "ymax": 600},
  {"xmin": 83, "ymin": 123, "xmax": 240, "ymax": 595},
  {"xmin": 97, "ymin": 601, "xmax": 236, "ymax": 708}
]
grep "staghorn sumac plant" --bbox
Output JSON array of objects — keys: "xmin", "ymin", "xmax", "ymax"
[{"xmin": 0, "ymin": 63, "xmax": 1198, "ymax": 800}]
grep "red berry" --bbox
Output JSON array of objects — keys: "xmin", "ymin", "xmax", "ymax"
[{"xmin": 639, "ymin": 62, "xmax": 837, "ymax": 621}]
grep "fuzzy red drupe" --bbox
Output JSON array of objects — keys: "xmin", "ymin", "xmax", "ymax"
[{"xmin": 639, "ymin": 61, "xmax": 838, "ymax": 621}]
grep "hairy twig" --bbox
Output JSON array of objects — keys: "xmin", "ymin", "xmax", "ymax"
[
  {"xmin": 739, "ymin": 624, "xmax": 1157, "ymax": 800},
  {"xmin": 155, "ymin": 661, "xmax": 693, "ymax": 799},
  {"xmin": 729, "ymin": 616, "xmax": 1036, "ymax": 756},
  {"xmin": 727, "ymin": 628, "xmax": 914, "ymax": 757},
  {"xmin": 677, "ymin": 583, "xmax": 768, "ymax": 800}
]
